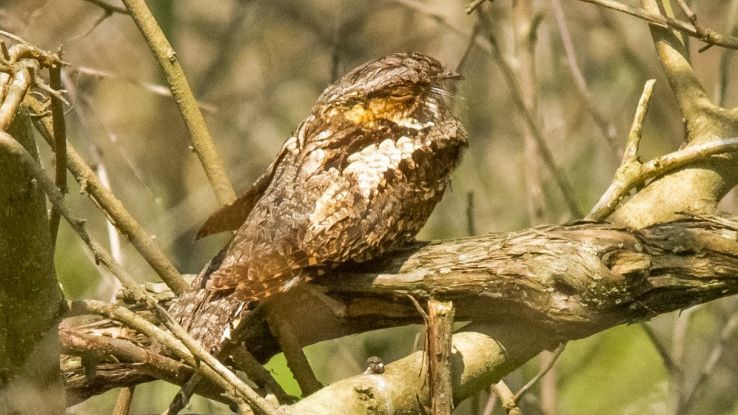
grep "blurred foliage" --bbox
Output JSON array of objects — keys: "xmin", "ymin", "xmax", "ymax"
[{"xmin": 1, "ymin": 0, "xmax": 737, "ymax": 413}]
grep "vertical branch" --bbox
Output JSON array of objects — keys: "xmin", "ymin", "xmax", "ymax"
[
  {"xmin": 120, "ymin": 0, "xmax": 236, "ymax": 205},
  {"xmin": 588, "ymin": 80, "xmax": 656, "ymax": 221},
  {"xmin": 48, "ymin": 60, "xmax": 67, "ymax": 247},
  {"xmin": 667, "ymin": 308, "xmax": 694, "ymax": 415},
  {"xmin": 0, "ymin": 109, "xmax": 65, "ymax": 415},
  {"xmin": 492, "ymin": 382, "xmax": 523, "ymax": 415},
  {"xmin": 112, "ymin": 386, "xmax": 135, "ymax": 415},
  {"xmin": 266, "ymin": 304, "xmax": 322, "ymax": 396},
  {"xmin": 427, "ymin": 300, "xmax": 455, "ymax": 415}
]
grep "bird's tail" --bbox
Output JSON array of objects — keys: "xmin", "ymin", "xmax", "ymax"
[{"xmin": 169, "ymin": 250, "xmax": 246, "ymax": 352}]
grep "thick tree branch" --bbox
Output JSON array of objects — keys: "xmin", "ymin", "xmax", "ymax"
[
  {"xmin": 606, "ymin": 0, "xmax": 738, "ymax": 228},
  {"xmin": 62, "ymin": 215, "xmax": 738, "ymax": 408}
]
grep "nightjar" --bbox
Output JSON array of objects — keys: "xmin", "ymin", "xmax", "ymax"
[{"xmin": 171, "ymin": 52, "xmax": 468, "ymax": 351}]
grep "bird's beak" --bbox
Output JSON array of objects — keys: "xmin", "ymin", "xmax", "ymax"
[{"xmin": 442, "ymin": 71, "xmax": 463, "ymax": 81}]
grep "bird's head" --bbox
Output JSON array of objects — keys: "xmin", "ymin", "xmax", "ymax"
[{"xmin": 316, "ymin": 52, "xmax": 460, "ymax": 127}]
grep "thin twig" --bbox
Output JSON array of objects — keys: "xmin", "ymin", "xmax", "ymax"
[
  {"xmin": 266, "ymin": 305, "xmax": 322, "ymax": 396},
  {"xmin": 673, "ymin": 0, "xmax": 708, "ymax": 52},
  {"xmin": 587, "ymin": 80, "xmax": 655, "ymax": 220},
  {"xmin": 550, "ymin": 0, "xmax": 620, "ymax": 156},
  {"xmin": 493, "ymin": 381, "xmax": 523, "ymax": 415},
  {"xmin": 93, "ymin": 148, "xmax": 123, "ymax": 301},
  {"xmin": 466, "ymin": 0, "xmax": 490, "ymax": 14},
  {"xmin": 466, "ymin": 192, "xmax": 476, "ymax": 236},
  {"xmin": 26, "ymin": 96, "xmax": 188, "ymax": 295},
  {"xmin": 49, "ymin": 60, "xmax": 67, "ymax": 247},
  {"xmin": 120, "ymin": 0, "xmax": 236, "ymax": 205},
  {"xmin": 589, "ymin": 136, "xmax": 738, "ymax": 220},
  {"xmin": 0, "ymin": 132, "xmax": 278, "ymax": 415},
  {"xmin": 166, "ymin": 310, "xmax": 290, "ymax": 414},
  {"xmin": 0, "ymin": 60, "xmax": 38, "ymax": 131},
  {"xmin": 427, "ymin": 300, "xmax": 455, "ymax": 415},
  {"xmin": 82, "ymin": 0, "xmax": 131, "ymax": 15},
  {"xmin": 640, "ymin": 323, "xmax": 676, "ymax": 374},
  {"xmin": 481, "ymin": 389, "xmax": 499, "ymax": 415},
  {"xmin": 193, "ymin": 0, "xmax": 253, "ymax": 97},
  {"xmin": 680, "ymin": 312, "xmax": 738, "ymax": 414},
  {"xmin": 513, "ymin": 344, "xmax": 565, "ymax": 402},
  {"xmin": 577, "ymin": 0, "xmax": 738, "ymax": 50},
  {"xmin": 668, "ymin": 307, "xmax": 695, "ymax": 415},
  {"xmin": 60, "ymin": 328, "xmax": 228, "ymax": 405},
  {"xmin": 112, "ymin": 386, "xmax": 135, "ymax": 415},
  {"xmin": 477, "ymin": 7, "xmax": 582, "ymax": 217}
]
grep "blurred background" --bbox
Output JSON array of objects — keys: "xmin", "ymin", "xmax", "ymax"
[{"xmin": 1, "ymin": 0, "xmax": 738, "ymax": 413}]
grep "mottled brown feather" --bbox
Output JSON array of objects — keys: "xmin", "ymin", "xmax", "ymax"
[{"xmin": 171, "ymin": 52, "xmax": 468, "ymax": 351}]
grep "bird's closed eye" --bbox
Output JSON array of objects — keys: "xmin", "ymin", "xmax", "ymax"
[{"xmin": 388, "ymin": 86, "xmax": 415, "ymax": 101}]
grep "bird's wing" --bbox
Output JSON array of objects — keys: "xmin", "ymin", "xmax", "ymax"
[
  {"xmin": 195, "ymin": 171, "xmax": 272, "ymax": 238},
  {"xmin": 196, "ymin": 134, "xmax": 299, "ymax": 239}
]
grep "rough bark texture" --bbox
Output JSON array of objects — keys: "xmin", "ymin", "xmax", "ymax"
[
  {"xmin": 62, "ymin": 215, "xmax": 738, "ymax": 405},
  {"xmin": 0, "ymin": 110, "xmax": 65, "ymax": 414}
]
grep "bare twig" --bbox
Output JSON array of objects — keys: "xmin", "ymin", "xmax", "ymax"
[
  {"xmin": 477, "ymin": 7, "xmax": 582, "ymax": 217},
  {"xmin": 193, "ymin": 0, "xmax": 253, "ymax": 96},
  {"xmin": 589, "ymin": 136, "xmax": 738, "ymax": 220},
  {"xmin": 60, "ymin": 328, "xmax": 226, "ymax": 404},
  {"xmin": 48, "ymin": 60, "xmax": 67, "ymax": 247},
  {"xmin": 640, "ymin": 323, "xmax": 676, "ymax": 373},
  {"xmin": 165, "ymin": 312, "xmax": 290, "ymax": 414},
  {"xmin": 0, "ymin": 60, "xmax": 38, "ymax": 131},
  {"xmin": 513, "ymin": 344, "xmax": 565, "ymax": 402},
  {"xmin": 112, "ymin": 386, "xmax": 135, "ymax": 415},
  {"xmin": 82, "ymin": 0, "xmax": 131, "ymax": 15},
  {"xmin": 427, "ymin": 300, "xmax": 455, "ymax": 415},
  {"xmin": 120, "ymin": 0, "xmax": 236, "ymax": 205},
  {"xmin": 493, "ymin": 381, "xmax": 523, "ymax": 415},
  {"xmin": 481, "ymin": 390, "xmax": 499, "ymax": 415},
  {"xmin": 550, "ymin": 0, "xmax": 620, "ymax": 156},
  {"xmin": 389, "ymin": 0, "xmax": 480, "ymax": 42},
  {"xmin": 466, "ymin": 0, "xmax": 491, "ymax": 14},
  {"xmin": 668, "ymin": 307, "xmax": 695, "ymax": 415},
  {"xmin": 93, "ymin": 149, "xmax": 123, "ymax": 300},
  {"xmin": 466, "ymin": 192, "xmax": 476, "ymax": 236},
  {"xmin": 456, "ymin": 23, "xmax": 479, "ymax": 76},
  {"xmin": 266, "ymin": 305, "xmax": 322, "ymax": 396},
  {"xmin": 587, "ymin": 80, "xmax": 655, "ymax": 220},
  {"xmin": 680, "ymin": 312, "xmax": 738, "ymax": 414},
  {"xmin": 577, "ymin": 0, "xmax": 738, "ymax": 50},
  {"xmin": 26, "ymin": 96, "xmax": 188, "ymax": 295},
  {"xmin": 673, "ymin": 0, "xmax": 709, "ymax": 52}
]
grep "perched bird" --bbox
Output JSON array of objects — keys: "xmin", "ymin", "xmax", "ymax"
[{"xmin": 171, "ymin": 52, "xmax": 468, "ymax": 351}]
